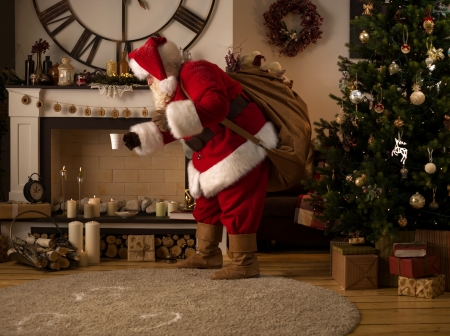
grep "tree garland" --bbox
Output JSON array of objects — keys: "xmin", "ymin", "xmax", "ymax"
[{"xmin": 263, "ymin": 0, "xmax": 324, "ymax": 57}]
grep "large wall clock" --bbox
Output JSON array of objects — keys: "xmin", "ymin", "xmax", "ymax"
[{"xmin": 32, "ymin": 0, "xmax": 215, "ymax": 70}]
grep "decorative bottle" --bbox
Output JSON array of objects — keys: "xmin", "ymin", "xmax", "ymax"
[
  {"xmin": 25, "ymin": 55, "xmax": 35, "ymax": 86},
  {"xmin": 119, "ymin": 51, "xmax": 129, "ymax": 75},
  {"xmin": 43, "ymin": 56, "xmax": 52, "ymax": 77}
]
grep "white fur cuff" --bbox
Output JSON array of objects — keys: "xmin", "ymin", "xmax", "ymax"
[
  {"xmin": 129, "ymin": 121, "xmax": 164, "ymax": 156},
  {"xmin": 159, "ymin": 76, "xmax": 177, "ymax": 95},
  {"xmin": 166, "ymin": 100, "xmax": 203, "ymax": 139}
]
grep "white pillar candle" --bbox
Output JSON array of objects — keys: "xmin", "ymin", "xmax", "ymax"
[
  {"xmin": 85, "ymin": 221, "xmax": 100, "ymax": 264},
  {"xmin": 68, "ymin": 221, "xmax": 83, "ymax": 251},
  {"xmin": 84, "ymin": 204, "xmax": 94, "ymax": 219},
  {"xmin": 107, "ymin": 199, "xmax": 118, "ymax": 216},
  {"xmin": 78, "ymin": 250, "xmax": 88, "ymax": 267},
  {"xmin": 156, "ymin": 202, "xmax": 166, "ymax": 217},
  {"xmin": 89, "ymin": 196, "xmax": 101, "ymax": 217},
  {"xmin": 167, "ymin": 201, "xmax": 178, "ymax": 214},
  {"xmin": 66, "ymin": 199, "xmax": 77, "ymax": 218}
]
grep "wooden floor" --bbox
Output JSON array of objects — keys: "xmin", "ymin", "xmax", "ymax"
[{"xmin": 1, "ymin": 250, "xmax": 449, "ymax": 335}]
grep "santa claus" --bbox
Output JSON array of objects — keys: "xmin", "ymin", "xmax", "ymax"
[{"xmin": 124, "ymin": 36, "xmax": 278, "ymax": 280}]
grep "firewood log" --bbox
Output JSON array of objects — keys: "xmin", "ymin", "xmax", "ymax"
[
  {"xmin": 122, "ymin": 235, "xmax": 128, "ymax": 239},
  {"xmin": 105, "ymin": 243, "xmax": 118, "ymax": 258},
  {"xmin": 40, "ymin": 233, "xmax": 48, "ymax": 239},
  {"xmin": 58, "ymin": 257, "xmax": 70, "ymax": 269},
  {"xmin": 184, "ymin": 235, "xmax": 191, "ymax": 240},
  {"xmin": 155, "ymin": 237, "xmax": 162, "ymax": 247},
  {"xmin": 170, "ymin": 245, "xmax": 182, "ymax": 257},
  {"xmin": 7, "ymin": 248, "xmax": 36, "ymax": 267},
  {"xmin": 32, "ymin": 233, "xmax": 40, "ymax": 238},
  {"xmin": 12, "ymin": 237, "xmax": 47, "ymax": 268},
  {"xmin": 48, "ymin": 260, "xmax": 61, "ymax": 270},
  {"xmin": 100, "ymin": 239, "xmax": 106, "ymax": 251},
  {"xmin": 115, "ymin": 238, "xmax": 123, "ymax": 245},
  {"xmin": 185, "ymin": 247, "xmax": 196, "ymax": 258},
  {"xmin": 35, "ymin": 246, "xmax": 53, "ymax": 253},
  {"xmin": 106, "ymin": 235, "xmax": 116, "ymax": 244},
  {"xmin": 118, "ymin": 247, "xmax": 128, "ymax": 259},
  {"xmin": 49, "ymin": 234, "xmax": 55, "ymax": 239},
  {"xmin": 43, "ymin": 251, "xmax": 59, "ymax": 262},
  {"xmin": 186, "ymin": 238, "xmax": 195, "ymax": 247},
  {"xmin": 156, "ymin": 246, "xmax": 169, "ymax": 259},
  {"xmin": 55, "ymin": 246, "xmax": 69, "ymax": 256},
  {"xmin": 35, "ymin": 238, "xmax": 55, "ymax": 249},
  {"xmin": 173, "ymin": 235, "xmax": 179, "ymax": 240},
  {"xmin": 66, "ymin": 251, "xmax": 80, "ymax": 261},
  {"xmin": 176, "ymin": 238, "xmax": 186, "ymax": 248},
  {"xmin": 162, "ymin": 236, "xmax": 174, "ymax": 247}
]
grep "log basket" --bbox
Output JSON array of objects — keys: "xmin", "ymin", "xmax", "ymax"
[{"xmin": 9, "ymin": 210, "xmax": 77, "ymax": 269}]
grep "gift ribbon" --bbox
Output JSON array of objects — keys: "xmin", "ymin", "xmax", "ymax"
[
  {"xmin": 397, "ymin": 257, "xmax": 428, "ymax": 275},
  {"xmin": 136, "ymin": 243, "xmax": 152, "ymax": 260}
]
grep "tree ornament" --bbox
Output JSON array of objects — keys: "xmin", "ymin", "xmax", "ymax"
[
  {"xmin": 388, "ymin": 62, "xmax": 399, "ymax": 75},
  {"xmin": 423, "ymin": 14, "xmax": 435, "ymax": 34},
  {"xmin": 426, "ymin": 38, "xmax": 445, "ymax": 63},
  {"xmin": 368, "ymin": 134, "xmax": 374, "ymax": 144},
  {"xmin": 355, "ymin": 177, "xmax": 365, "ymax": 187},
  {"xmin": 311, "ymin": 137, "xmax": 322, "ymax": 149},
  {"xmin": 425, "ymin": 57, "xmax": 434, "ymax": 68},
  {"xmin": 335, "ymin": 105, "xmax": 346, "ymax": 124},
  {"xmin": 346, "ymin": 175, "xmax": 353, "ymax": 182},
  {"xmin": 425, "ymin": 148, "xmax": 436, "ymax": 174},
  {"xmin": 374, "ymin": 88, "xmax": 384, "ymax": 113},
  {"xmin": 401, "ymin": 26, "xmax": 410, "ymax": 54},
  {"xmin": 398, "ymin": 215, "xmax": 408, "ymax": 227},
  {"xmin": 359, "ymin": 30, "xmax": 370, "ymax": 43},
  {"xmin": 410, "ymin": 83, "xmax": 425, "ymax": 105},
  {"xmin": 349, "ymin": 90, "xmax": 363, "ymax": 104},
  {"xmin": 394, "ymin": 116, "xmax": 404, "ymax": 128},
  {"xmin": 400, "ymin": 165, "xmax": 408, "ymax": 178},
  {"xmin": 262, "ymin": 0, "xmax": 324, "ymax": 57},
  {"xmin": 392, "ymin": 132, "xmax": 408, "ymax": 164},
  {"xmin": 409, "ymin": 192, "xmax": 425, "ymax": 209},
  {"xmin": 444, "ymin": 115, "xmax": 450, "ymax": 130},
  {"xmin": 429, "ymin": 188, "xmax": 439, "ymax": 210},
  {"xmin": 362, "ymin": 2, "xmax": 373, "ymax": 16}
]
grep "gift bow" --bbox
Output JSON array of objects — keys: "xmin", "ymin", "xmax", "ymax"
[
  {"xmin": 136, "ymin": 243, "xmax": 152, "ymax": 260},
  {"xmin": 427, "ymin": 47, "xmax": 444, "ymax": 61}
]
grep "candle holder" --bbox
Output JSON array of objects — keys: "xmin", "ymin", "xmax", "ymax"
[
  {"xmin": 77, "ymin": 176, "xmax": 83, "ymax": 217},
  {"xmin": 60, "ymin": 168, "xmax": 67, "ymax": 216}
]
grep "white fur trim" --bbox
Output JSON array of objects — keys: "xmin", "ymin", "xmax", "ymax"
[
  {"xmin": 166, "ymin": 100, "xmax": 203, "ymax": 138},
  {"xmin": 159, "ymin": 76, "xmax": 178, "ymax": 95},
  {"xmin": 129, "ymin": 58, "xmax": 148, "ymax": 80},
  {"xmin": 159, "ymin": 41, "xmax": 184, "ymax": 78},
  {"xmin": 187, "ymin": 122, "xmax": 278, "ymax": 198},
  {"xmin": 129, "ymin": 121, "xmax": 164, "ymax": 156}
]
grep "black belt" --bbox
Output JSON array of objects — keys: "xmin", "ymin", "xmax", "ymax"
[{"xmin": 184, "ymin": 94, "xmax": 249, "ymax": 152}]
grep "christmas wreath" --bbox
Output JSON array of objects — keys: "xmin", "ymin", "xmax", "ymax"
[{"xmin": 263, "ymin": 0, "xmax": 323, "ymax": 57}]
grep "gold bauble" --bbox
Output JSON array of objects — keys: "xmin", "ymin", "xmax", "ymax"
[
  {"xmin": 359, "ymin": 30, "xmax": 370, "ymax": 43},
  {"xmin": 410, "ymin": 91, "xmax": 425, "ymax": 105},
  {"xmin": 394, "ymin": 116, "xmax": 404, "ymax": 128},
  {"xmin": 398, "ymin": 215, "xmax": 408, "ymax": 227},
  {"xmin": 409, "ymin": 192, "xmax": 425, "ymax": 209},
  {"xmin": 429, "ymin": 200, "xmax": 439, "ymax": 211},
  {"xmin": 355, "ymin": 177, "xmax": 365, "ymax": 187}
]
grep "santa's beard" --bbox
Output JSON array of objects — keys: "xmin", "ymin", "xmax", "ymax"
[{"xmin": 151, "ymin": 80, "xmax": 172, "ymax": 110}]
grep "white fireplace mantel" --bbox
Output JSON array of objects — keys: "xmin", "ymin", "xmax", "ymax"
[{"xmin": 7, "ymin": 86, "xmax": 155, "ymax": 202}]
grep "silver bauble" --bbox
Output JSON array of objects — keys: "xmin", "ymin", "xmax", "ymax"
[
  {"xmin": 409, "ymin": 192, "xmax": 425, "ymax": 209},
  {"xmin": 425, "ymin": 57, "xmax": 434, "ymax": 68},
  {"xmin": 355, "ymin": 177, "xmax": 365, "ymax": 187},
  {"xmin": 425, "ymin": 162, "xmax": 436, "ymax": 174},
  {"xmin": 388, "ymin": 62, "xmax": 399, "ymax": 75},
  {"xmin": 410, "ymin": 91, "xmax": 425, "ymax": 105},
  {"xmin": 349, "ymin": 90, "xmax": 363, "ymax": 104}
]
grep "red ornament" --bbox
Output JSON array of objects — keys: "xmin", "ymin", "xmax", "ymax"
[
  {"xmin": 401, "ymin": 44, "xmax": 410, "ymax": 54},
  {"xmin": 423, "ymin": 14, "xmax": 434, "ymax": 34},
  {"xmin": 374, "ymin": 103, "xmax": 385, "ymax": 113}
]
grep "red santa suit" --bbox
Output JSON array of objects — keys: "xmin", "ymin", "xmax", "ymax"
[{"xmin": 128, "ymin": 38, "xmax": 278, "ymax": 235}]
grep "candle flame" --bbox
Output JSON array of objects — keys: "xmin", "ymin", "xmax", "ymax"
[
  {"xmin": 111, "ymin": 198, "xmax": 113, "ymax": 201},
  {"xmin": 94, "ymin": 195, "xmax": 96, "ymax": 198},
  {"xmin": 79, "ymin": 167, "xmax": 82, "ymax": 171},
  {"xmin": 63, "ymin": 166, "xmax": 65, "ymax": 170}
]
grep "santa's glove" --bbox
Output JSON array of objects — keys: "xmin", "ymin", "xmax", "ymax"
[
  {"xmin": 152, "ymin": 109, "xmax": 170, "ymax": 132},
  {"xmin": 123, "ymin": 132, "xmax": 141, "ymax": 151}
]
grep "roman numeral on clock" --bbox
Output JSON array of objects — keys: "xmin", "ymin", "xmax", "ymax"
[
  {"xmin": 37, "ymin": 0, "xmax": 76, "ymax": 37},
  {"xmin": 173, "ymin": 6, "xmax": 206, "ymax": 34},
  {"xmin": 72, "ymin": 30, "xmax": 101, "ymax": 65}
]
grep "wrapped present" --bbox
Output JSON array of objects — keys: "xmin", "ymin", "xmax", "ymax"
[
  {"xmin": 127, "ymin": 235, "xmax": 155, "ymax": 262},
  {"xmin": 398, "ymin": 274, "xmax": 446, "ymax": 299},
  {"xmin": 348, "ymin": 237, "xmax": 365, "ymax": 245},
  {"xmin": 389, "ymin": 255, "xmax": 440, "ymax": 278},
  {"xmin": 393, "ymin": 242, "xmax": 427, "ymax": 258},
  {"xmin": 416, "ymin": 230, "xmax": 450, "ymax": 292},
  {"xmin": 332, "ymin": 245, "xmax": 376, "ymax": 255},
  {"xmin": 330, "ymin": 237, "xmax": 350, "ymax": 275},
  {"xmin": 0, "ymin": 234, "xmax": 9, "ymax": 263},
  {"xmin": 375, "ymin": 231, "xmax": 416, "ymax": 287},
  {"xmin": 332, "ymin": 250, "xmax": 378, "ymax": 290},
  {"xmin": 0, "ymin": 203, "xmax": 52, "ymax": 219},
  {"xmin": 294, "ymin": 193, "xmax": 326, "ymax": 230}
]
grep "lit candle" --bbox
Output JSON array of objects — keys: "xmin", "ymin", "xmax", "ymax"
[
  {"xmin": 78, "ymin": 250, "xmax": 88, "ymax": 267},
  {"xmin": 84, "ymin": 203, "xmax": 94, "ymax": 219},
  {"xmin": 107, "ymin": 198, "xmax": 118, "ymax": 216},
  {"xmin": 78, "ymin": 167, "xmax": 83, "ymax": 178},
  {"xmin": 89, "ymin": 195, "xmax": 101, "ymax": 217},
  {"xmin": 68, "ymin": 221, "xmax": 83, "ymax": 251},
  {"xmin": 156, "ymin": 202, "xmax": 166, "ymax": 217},
  {"xmin": 66, "ymin": 199, "xmax": 77, "ymax": 218},
  {"xmin": 167, "ymin": 201, "xmax": 178, "ymax": 214},
  {"xmin": 85, "ymin": 221, "xmax": 100, "ymax": 264}
]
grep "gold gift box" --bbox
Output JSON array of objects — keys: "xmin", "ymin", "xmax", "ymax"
[
  {"xmin": 0, "ymin": 203, "xmax": 51, "ymax": 219},
  {"xmin": 127, "ymin": 235, "xmax": 155, "ymax": 262},
  {"xmin": 398, "ymin": 274, "xmax": 446, "ymax": 299}
]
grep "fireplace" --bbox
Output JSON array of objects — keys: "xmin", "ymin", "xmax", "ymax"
[{"xmin": 7, "ymin": 86, "xmax": 187, "ymax": 206}]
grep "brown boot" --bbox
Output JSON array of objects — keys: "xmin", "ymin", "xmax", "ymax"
[
  {"xmin": 177, "ymin": 222, "xmax": 223, "ymax": 269},
  {"xmin": 210, "ymin": 233, "xmax": 259, "ymax": 280}
]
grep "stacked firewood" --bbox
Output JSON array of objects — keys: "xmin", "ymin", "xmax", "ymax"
[
  {"xmin": 100, "ymin": 234, "xmax": 129, "ymax": 258},
  {"xmin": 7, "ymin": 233, "xmax": 79, "ymax": 270},
  {"xmin": 155, "ymin": 234, "xmax": 196, "ymax": 260}
]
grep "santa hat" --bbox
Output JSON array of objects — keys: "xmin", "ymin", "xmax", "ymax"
[{"xmin": 128, "ymin": 36, "xmax": 182, "ymax": 95}]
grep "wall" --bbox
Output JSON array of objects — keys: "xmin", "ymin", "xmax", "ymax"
[{"xmin": 233, "ymin": 0, "xmax": 350, "ymax": 136}]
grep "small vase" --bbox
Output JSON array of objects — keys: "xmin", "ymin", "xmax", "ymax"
[{"xmin": 35, "ymin": 52, "xmax": 43, "ymax": 79}]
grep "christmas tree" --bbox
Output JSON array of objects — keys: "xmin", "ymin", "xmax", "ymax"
[{"xmin": 305, "ymin": 0, "xmax": 450, "ymax": 243}]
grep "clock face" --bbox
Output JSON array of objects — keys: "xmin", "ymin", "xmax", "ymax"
[
  {"xmin": 32, "ymin": 0, "xmax": 216, "ymax": 70},
  {"xmin": 29, "ymin": 182, "xmax": 45, "ymax": 201}
]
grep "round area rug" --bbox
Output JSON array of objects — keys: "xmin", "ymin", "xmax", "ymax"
[{"xmin": 0, "ymin": 269, "xmax": 359, "ymax": 336}]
